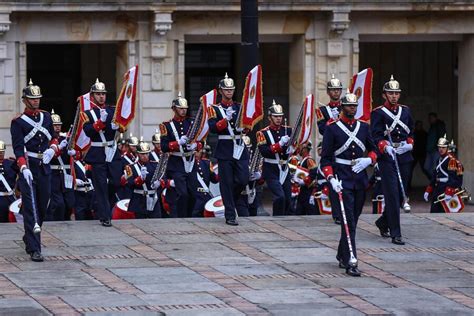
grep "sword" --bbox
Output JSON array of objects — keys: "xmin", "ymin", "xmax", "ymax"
[
  {"xmin": 336, "ymin": 178, "xmax": 357, "ymax": 267},
  {"xmin": 24, "ymin": 149, "xmax": 40, "ymax": 234}
]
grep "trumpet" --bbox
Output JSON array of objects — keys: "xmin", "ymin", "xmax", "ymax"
[{"xmin": 434, "ymin": 189, "xmax": 471, "ymax": 204}]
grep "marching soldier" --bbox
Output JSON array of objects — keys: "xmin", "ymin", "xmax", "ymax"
[
  {"xmin": 257, "ymin": 101, "xmax": 293, "ymax": 216},
  {"xmin": 208, "ymin": 73, "xmax": 250, "ymax": 225},
  {"xmin": 73, "ymin": 159, "xmax": 95, "ymax": 220},
  {"xmin": 149, "ymin": 131, "xmax": 162, "ymax": 162},
  {"xmin": 117, "ymin": 133, "xmax": 127, "ymax": 155},
  {"xmin": 0, "ymin": 141, "xmax": 17, "ymax": 223},
  {"xmin": 293, "ymin": 142, "xmax": 319, "ymax": 215},
  {"xmin": 320, "ymin": 91, "xmax": 378, "ymax": 276},
  {"xmin": 123, "ymin": 135, "xmax": 138, "ymax": 165},
  {"xmin": 316, "ymin": 74, "xmax": 343, "ymax": 136},
  {"xmin": 424, "ymin": 136, "xmax": 464, "ymax": 213},
  {"xmin": 82, "ymin": 79, "xmax": 122, "ymax": 227},
  {"xmin": 124, "ymin": 141, "xmax": 161, "ymax": 218},
  {"xmin": 11, "ymin": 80, "xmax": 57, "ymax": 262},
  {"xmin": 371, "ymin": 75, "xmax": 414, "ymax": 245},
  {"xmin": 159, "ymin": 93, "xmax": 199, "ymax": 218},
  {"xmin": 190, "ymin": 144, "xmax": 218, "ymax": 217}
]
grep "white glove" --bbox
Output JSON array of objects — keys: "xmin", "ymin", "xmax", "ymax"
[
  {"xmin": 445, "ymin": 194, "xmax": 453, "ymax": 202},
  {"xmin": 331, "ymin": 107, "xmax": 339, "ymax": 118},
  {"xmin": 100, "ymin": 108, "xmax": 108, "ymax": 122},
  {"xmin": 385, "ymin": 145, "xmax": 396, "ymax": 159},
  {"xmin": 329, "ymin": 177, "xmax": 342, "ymax": 193},
  {"xmin": 249, "ymin": 171, "xmax": 261, "ymax": 181},
  {"xmin": 22, "ymin": 168, "xmax": 33, "ymax": 183},
  {"xmin": 320, "ymin": 193, "xmax": 328, "ymax": 201},
  {"xmin": 59, "ymin": 139, "xmax": 68, "ymax": 150},
  {"xmin": 169, "ymin": 179, "xmax": 175, "ymax": 187},
  {"xmin": 309, "ymin": 195, "xmax": 315, "ymax": 205},
  {"xmin": 111, "ymin": 122, "xmax": 120, "ymax": 130},
  {"xmin": 225, "ymin": 107, "xmax": 235, "ymax": 121},
  {"xmin": 186, "ymin": 142, "xmax": 197, "ymax": 151},
  {"xmin": 279, "ymin": 135, "xmax": 290, "ymax": 147},
  {"xmin": 423, "ymin": 192, "xmax": 430, "ymax": 202},
  {"xmin": 75, "ymin": 179, "xmax": 85, "ymax": 186},
  {"xmin": 395, "ymin": 141, "xmax": 413, "ymax": 155},
  {"xmin": 67, "ymin": 149, "xmax": 76, "ymax": 157},
  {"xmin": 178, "ymin": 135, "xmax": 188, "ymax": 146},
  {"xmin": 352, "ymin": 157, "xmax": 372, "ymax": 174},
  {"xmin": 293, "ymin": 175, "xmax": 305, "ymax": 186},
  {"xmin": 235, "ymin": 127, "xmax": 244, "ymax": 132},
  {"xmin": 140, "ymin": 166, "xmax": 149, "ymax": 180},
  {"xmin": 286, "ymin": 145, "xmax": 295, "ymax": 155},
  {"xmin": 42, "ymin": 148, "xmax": 55, "ymax": 164},
  {"xmin": 151, "ymin": 180, "xmax": 160, "ymax": 190}
]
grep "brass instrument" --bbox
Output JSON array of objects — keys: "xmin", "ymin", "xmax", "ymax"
[
  {"xmin": 150, "ymin": 152, "xmax": 169, "ymax": 185},
  {"xmin": 434, "ymin": 188, "xmax": 471, "ymax": 204},
  {"xmin": 249, "ymin": 147, "xmax": 262, "ymax": 174}
]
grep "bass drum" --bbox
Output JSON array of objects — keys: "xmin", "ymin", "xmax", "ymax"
[
  {"xmin": 8, "ymin": 199, "xmax": 23, "ymax": 223},
  {"xmin": 112, "ymin": 199, "xmax": 136, "ymax": 220},
  {"xmin": 204, "ymin": 196, "xmax": 225, "ymax": 218}
]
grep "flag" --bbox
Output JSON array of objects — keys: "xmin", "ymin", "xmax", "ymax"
[
  {"xmin": 441, "ymin": 195, "xmax": 465, "ymax": 213},
  {"xmin": 114, "ymin": 65, "xmax": 138, "ymax": 130},
  {"xmin": 297, "ymin": 94, "xmax": 315, "ymax": 145},
  {"xmin": 349, "ymin": 68, "xmax": 373, "ymax": 121},
  {"xmin": 195, "ymin": 89, "xmax": 216, "ymax": 142},
  {"xmin": 239, "ymin": 65, "xmax": 263, "ymax": 130},
  {"xmin": 317, "ymin": 197, "xmax": 332, "ymax": 215},
  {"xmin": 78, "ymin": 93, "xmax": 96, "ymax": 112},
  {"xmin": 74, "ymin": 93, "xmax": 98, "ymax": 152}
]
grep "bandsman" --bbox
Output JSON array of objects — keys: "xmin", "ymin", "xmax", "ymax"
[
  {"xmin": 149, "ymin": 131, "xmax": 162, "ymax": 162},
  {"xmin": 73, "ymin": 159, "xmax": 95, "ymax": 220},
  {"xmin": 316, "ymin": 74, "xmax": 343, "ymax": 136},
  {"xmin": 293, "ymin": 142, "xmax": 319, "ymax": 215},
  {"xmin": 190, "ymin": 144, "xmax": 218, "ymax": 217}
]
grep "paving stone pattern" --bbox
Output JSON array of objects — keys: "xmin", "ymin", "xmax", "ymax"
[{"xmin": 0, "ymin": 212, "xmax": 474, "ymax": 315}]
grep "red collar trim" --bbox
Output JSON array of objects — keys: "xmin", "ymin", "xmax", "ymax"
[
  {"xmin": 384, "ymin": 101, "xmax": 398, "ymax": 111},
  {"xmin": 269, "ymin": 124, "xmax": 281, "ymax": 131},
  {"xmin": 221, "ymin": 99, "xmax": 234, "ymax": 106},
  {"xmin": 328, "ymin": 101, "xmax": 341, "ymax": 108},
  {"xmin": 24, "ymin": 108, "xmax": 40, "ymax": 116},
  {"xmin": 340, "ymin": 114, "xmax": 356, "ymax": 125}
]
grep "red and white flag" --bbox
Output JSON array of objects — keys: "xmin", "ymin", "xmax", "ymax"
[
  {"xmin": 239, "ymin": 65, "xmax": 263, "ymax": 130},
  {"xmin": 114, "ymin": 65, "xmax": 138, "ymax": 130},
  {"xmin": 298, "ymin": 94, "xmax": 315, "ymax": 145},
  {"xmin": 195, "ymin": 89, "xmax": 217, "ymax": 142},
  {"xmin": 349, "ymin": 68, "xmax": 373, "ymax": 121},
  {"xmin": 74, "ymin": 93, "xmax": 98, "ymax": 152},
  {"xmin": 78, "ymin": 93, "xmax": 97, "ymax": 112},
  {"xmin": 317, "ymin": 197, "xmax": 332, "ymax": 215},
  {"xmin": 441, "ymin": 195, "xmax": 465, "ymax": 213}
]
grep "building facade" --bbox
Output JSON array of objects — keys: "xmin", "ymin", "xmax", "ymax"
[{"xmin": 0, "ymin": 0, "xmax": 473, "ymax": 189}]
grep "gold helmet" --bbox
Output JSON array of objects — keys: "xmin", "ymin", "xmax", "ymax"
[
  {"xmin": 202, "ymin": 142, "xmax": 212, "ymax": 156},
  {"xmin": 172, "ymin": 91, "xmax": 188, "ymax": 109},
  {"xmin": 219, "ymin": 72, "xmax": 235, "ymax": 90},
  {"xmin": 242, "ymin": 135, "xmax": 252, "ymax": 148},
  {"xmin": 268, "ymin": 100, "xmax": 284, "ymax": 116},
  {"xmin": 327, "ymin": 74, "xmax": 343, "ymax": 90},
  {"xmin": 152, "ymin": 129, "xmax": 161, "ymax": 144},
  {"xmin": 127, "ymin": 134, "xmax": 139, "ymax": 147},
  {"xmin": 118, "ymin": 133, "xmax": 127, "ymax": 145},
  {"xmin": 383, "ymin": 75, "xmax": 401, "ymax": 92},
  {"xmin": 0, "ymin": 141, "xmax": 5, "ymax": 152},
  {"xmin": 437, "ymin": 134, "xmax": 449, "ymax": 148},
  {"xmin": 51, "ymin": 109, "xmax": 62, "ymax": 125},
  {"xmin": 22, "ymin": 79, "xmax": 42, "ymax": 99},
  {"xmin": 137, "ymin": 141, "xmax": 151, "ymax": 154},
  {"xmin": 90, "ymin": 78, "xmax": 107, "ymax": 93},
  {"xmin": 341, "ymin": 89, "xmax": 358, "ymax": 106}
]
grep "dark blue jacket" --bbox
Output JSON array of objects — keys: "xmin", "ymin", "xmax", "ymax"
[
  {"xmin": 316, "ymin": 101, "xmax": 341, "ymax": 136},
  {"xmin": 257, "ymin": 125, "xmax": 292, "ymax": 181},
  {"xmin": 0, "ymin": 158, "xmax": 18, "ymax": 193},
  {"xmin": 159, "ymin": 117, "xmax": 194, "ymax": 173},
  {"xmin": 125, "ymin": 161, "xmax": 158, "ymax": 213}
]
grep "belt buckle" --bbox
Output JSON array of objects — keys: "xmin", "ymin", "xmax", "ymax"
[
  {"xmin": 37, "ymin": 153, "xmax": 43, "ymax": 159},
  {"xmin": 143, "ymin": 190, "xmax": 148, "ymax": 196},
  {"xmin": 350, "ymin": 159, "xmax": 356, "ymax": 166},
  {"xmin": 279, "ymin": 159, "xmax": 286, "ymax": 165},
  {"xmin": 102, "ymin": 142, "xmax": 108, "ymax": 147},
  {"xmin": 231, "ymin": 135, "xmax": 235, "ymax": 140}
]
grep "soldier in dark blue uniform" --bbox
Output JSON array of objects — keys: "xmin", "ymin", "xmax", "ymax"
[
  {"xmin": 0, "ymin": 141, "xmax": 18, "ymax": 223},
  {"xmin": 424, "ymin": 136, "xmax": 464, "ymax": 213},
  {"xmin": 11, "ymin": 80, "xmax": 57, "ymax": 262},
  {"xmin": 256, "ymin": 101, "xmax": 293, "ymax": 216},
  {"xmin": 81, "ymin": 79, "xmax": 122, "ymax": 227},
  {"xmin": 293, "ymin": 142, "xmax": 319, "ymax": 215},
  {"xmin": 117, "ymin": 135, "xmax": 139, "ymax": 201},
  {"xmin": 208, "ymin": 73, "xmax": 249, "ymax": 225},
  {"xmin": 316, "ymin": 74, "xmax": 343, "ymax": 136},
  {"xmin": 159, "ymin": 93, "xmax": 199, "ymax": 218},
  {"xmin": 149, "ymin": 131, "xmax": 162, "ymax": 163},
  {"xmin": 320, "ymin": 91, "xmax": 378, "ymax": 276},
  {"xmin": 73, "ymin": 159, "xmax": 95, "ymax": 220},
  {"xmin": 123, "ymin": 141, "xmax": 161, "ymax": 219},
  {"xmin": 190, "ymin": 144, "xmax": 218, "ymax": 217},
  {"xmin": 370, "ymin": 75, "xmax": 414, "ymax": 245}
]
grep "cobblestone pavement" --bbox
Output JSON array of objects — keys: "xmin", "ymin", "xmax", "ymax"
[{"xmin": 0, "ymin": 212, "xmax": 473, "ymax": 315}]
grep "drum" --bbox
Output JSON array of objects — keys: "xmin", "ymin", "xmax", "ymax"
[
  {"xmin": 8, "ymin": 199, "xmax": 23, "ymax": 223},
  {"xmin": 204, "ymin": 196, "xmax": 225, "ymax": 218},
  {"xmin": 112, "ymin": 199, "xmax": 135, "ymax": 220}
]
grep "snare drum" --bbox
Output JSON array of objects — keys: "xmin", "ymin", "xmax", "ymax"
[
  {"xmin": 8, "ymin": 199, "xmax": 23, "ymax": 223},
  {"xmin": 112, "ymin": 199, "xmax": 135, "ymax": 220},
  {"xmin": 204, "ymin": 196, "xmax": 225, "ymax": 218}
]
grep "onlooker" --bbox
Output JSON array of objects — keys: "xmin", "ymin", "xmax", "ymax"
[{"xmin": 424, "ymin": 113, "xmax": 446, "ymax": 177}]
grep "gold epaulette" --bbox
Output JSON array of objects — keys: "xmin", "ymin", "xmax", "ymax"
[
  {"xmin": 447, "ymin": 156, "xmax": 458, "ymax": 171},
  {"xmin": 124, "ymin": 165, "xmax": 133, "ymax": 179},
  {"xmin": 208, "ymin": 106, "xmax": 217, "ymax": 119},
  {"xmin": 256, "ymin": 130, "xmax": 267, "ymax": 145},
  {"xmin": 159, "ymin": 123, "xmax": 168, "ymax": 137},
  {"xmin": 315, "ymin": 107, "xmax": 324, "ymax": 121}
]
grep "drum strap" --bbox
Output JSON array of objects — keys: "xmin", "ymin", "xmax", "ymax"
[
  {"xmin": 266, "ymin": 130, "xmax": 288, "ymax": 185},
  {"xmin": 196, "ymin": 172, "xmax": 213, "ymax": 197},
  {"xmin": 151, "ymin": 151, "xmax": 159, "ymax": 162},
  {"xmin": 436, "ymin": 155, "xmax": 449, "ymax": 178},
  {"xmin": 90, "ymin": 109, "xmax": 117, "ymax": 162},
  {"xmin": 0, "ymin": 173, "xmax": 13, "ymax": 195},
  {"xmin": 169, "ymin": 121, "xmax": 194, "ymax": 173}
]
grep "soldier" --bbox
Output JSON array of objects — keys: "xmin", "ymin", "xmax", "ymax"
[
  {"xmin": 293, "ymin": 142, "xmax": 319, "ymax": 215},
  {"xmin": 73, "ymin": 159, "xmax": 95, "ymax": 220},
  {"xmin": 190, "ymin": 144, "xmax": 218, "ymax": 217},
  {"xmin": 123, "ymin": 135, "xmax": 138, "ymax": 165},
  {"xmin": 159, "ymin": 93, "xmax": 199, "ymax": 218},
  {"xmin": 82, "ymin": 78, "xmax": 122, "ymax": 227},
  {"xmin": 208, "ymin": 73, "xmax": 250, "ymax": 225},
  {"xmin": 371, "ymin": 75, "xmax": 414, "ymax": 245},
  {"xmin": 320, "ymin": 91, "xmax": 378, "ymax": 276},
  {"xmin": 0, "ymin": 141, "xmax": 17, "ymax": 223},
  {"xmin": 149, "ymin": 131, "xmax": 162, "ymax": 162},
  {"xmin": 257, "ymin": 101, "xmax": 293, "ymax": 216},
  {"xmin": 124, "ymin": 141, "xmax": 161, "ymax": 218},
  {"xmin": 316, "ymin": 74, "xmax": 343, "ymax": 136},
  {"xmin": 11, "ymin": 80, "xmax": 57, "ymax": 262},
  {"xmin": 117, "ymin": 133, "xmax": 127, "ymax": 155},
  {"xmin": 424, "ymin": 136, "xmax": 464, "ymax": 213}
]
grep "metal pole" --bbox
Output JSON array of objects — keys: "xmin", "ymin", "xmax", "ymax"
[{"xmin": 241, "ymin": 0, "xmax": 259, "ymax": 75}]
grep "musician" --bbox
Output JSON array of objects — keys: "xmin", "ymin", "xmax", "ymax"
[
  {"xmin": 0, "ymin": 141, "xmax": 17, "ymax": 223},
  {"xmin": 123, "ymin": 135, "xmax": 138, "ymax": 165},
  {"xmin": 208, "ymin": 73, "xmax": 250, "ymax": 225},
  {"xmin": 371, "ymin": 75, "xmax": 414, "ymax": 245},
  {"xmin": 309, "ymin": 142, "xmax": 332, "ymax": 216},
  {"xmin": 117, "ymin": 133, "xmax": 127, "ymax": 155},
  {"xmin": 321, "ymin": 91, "xmax": 378, "ymax": 277},
  {"xmin": 82, "ymin": 79, "xmax": 122, "ymax": 227},
  {"xmin": 424, "ymin": 136, "xmax": 464, "ymax": 213},
  {"xmin": 149, "ymin": 131, "xmax": 161, "ymax": 162},
  {"xmin": 316, "ymin": 74, "xmax": 343, "ymax": 136},
  {"xmin": 257, "ymin": 101, "xmax": 294, "ymax": 216},
  {"xmin": 159, "ymin": 93, "xmax": 199, "ymax": 218},
  {"xmin": 73, "ymin": 159, "xmax": 95, "ymax": 220},
  {"xmin": 47, "ymin": 110, "xmax": 76, "ymax": 221},
  {"xmin": 190, "ymin": 144, "xmax": 218, "ymax": 217},
  {"xmin": 293, "ymin": 142, "xmax": 319, "ymax": 215},
  {"xmin": 11, "ymin": 80, "xmax": 57, "ymax": 262},
  {"xmin": 124, "ymin": 141, "xmax": 161, "ymax": 218},
  {"xmin": 368, "ymin": 164, "xmax": 384, "ymax": 215}
]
